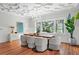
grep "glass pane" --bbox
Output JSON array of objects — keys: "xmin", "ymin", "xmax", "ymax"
[
  {"xmin": 42, "ymin": 21, "xmax": 54, "ymax": 33},
  {"xmin": 56, "ymin": 20, "xmax": 64, "ymax": 33}
]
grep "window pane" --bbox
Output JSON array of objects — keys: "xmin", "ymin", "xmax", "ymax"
[
  {"xmin": 36, "ymin": 20, "xmax": 64, "ymax": 33},
  {"xmin": 56, "ymin": 20, "xmax": 64, "ymax": 33},
  {"xmin": 42, "ymin": 21, "xmax": 54, "ymax": 33}
]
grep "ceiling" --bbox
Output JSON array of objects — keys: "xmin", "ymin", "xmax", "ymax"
[{"xmin": 0, "ymin": 3, "xmax": 78, "ymax": 17}]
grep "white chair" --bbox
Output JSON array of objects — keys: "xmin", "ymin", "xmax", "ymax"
[
  {"xmin": 49, "ymin": 36, "xmax": 60, "ymax": 50},
  {"xmin": 26, "ymin": 36, "xmax": 35, "ymax": 48},
  {"xmin": 20, "ymin": 35, "xmax": 27, "ymax": 46},
  {"xmin": 35, "ymin": 37, "xmax": 48, "ymax": 52},
  {"xmin": 39, "ymin": 32, "xmax": 54, "ymax": 37}
]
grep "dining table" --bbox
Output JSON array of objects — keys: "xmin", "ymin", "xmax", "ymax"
[{"xmin": 24, "ymin": 33, "xmax": 55, "ymax": 50}]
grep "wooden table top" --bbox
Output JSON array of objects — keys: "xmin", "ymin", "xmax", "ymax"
[{"xmin": 24, "ymin": 34, "xmax": 54, "ymax": 38}]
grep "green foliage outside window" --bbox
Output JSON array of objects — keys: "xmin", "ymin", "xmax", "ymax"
[{"xmin": 42, "ymin": 21, "xmax": 54, "ymax": 33}]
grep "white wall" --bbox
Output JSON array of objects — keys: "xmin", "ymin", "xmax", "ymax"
[
  {"xmin": 0, "ymin": 27, "xmax": 10, "ymax": 43},
  {"xmin": 0, "ymin": 11, "xmax": 26, "ymax": 43},
  {"xmin": 74, "ymin": 20, "xmax": 79, "ymax": 45},
  {"xmin": 23, "ymin": 17, "xmax": 36, "ymax": 34},
  {"xmin": 0, "ymin": 12, "xmax": 26, "ymax": 32}
]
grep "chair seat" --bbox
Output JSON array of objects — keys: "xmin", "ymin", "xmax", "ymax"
[
  {"xmin": 28, "ymin": 43, "xmax": 35, "ymax": 48},
  {"xmin": 49, "ymin": 44, "xmax": 60, "ymax": 50},
  {"xmin": 36, "ymin": 45, "xmax": 47, "ymax": 52}
]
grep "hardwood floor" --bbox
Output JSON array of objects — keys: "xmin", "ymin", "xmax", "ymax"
[
  {"xmin": 0, "ymin": 40, "xmax": 79, "ymax": 55},
  {"xmin": 60, "ymin": 42, "xmax": 79, "ymax": 55},
  {"xmin": 0, "ymin": 40, "xmax": 59, "ymax": 55}
]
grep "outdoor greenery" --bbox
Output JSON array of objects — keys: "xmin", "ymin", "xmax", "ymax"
[
  {"xmin": 42, "ymin": 21, "xmax": 54, "ymax": 33},
  {"xmin": 36, "ymin": 20, "xmax": 64, "ymax": 33}
]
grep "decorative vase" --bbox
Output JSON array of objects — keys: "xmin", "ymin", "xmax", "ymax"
[
  {"xmin": 69, "ymin": 37, "xmax": 76, "ymax": 45},
  {"xmin": 10, "ymin": 26, "xmax": 14, "ymax": 33}
]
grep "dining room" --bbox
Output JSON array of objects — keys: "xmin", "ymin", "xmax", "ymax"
[{"xmin": 0, "ymin": 3, "xmax": 79, "ymax": 55}]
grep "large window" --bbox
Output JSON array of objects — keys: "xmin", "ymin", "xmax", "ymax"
[{"xmin": 36, "ymin": 20, "xmax": 64, "ymax": 33}]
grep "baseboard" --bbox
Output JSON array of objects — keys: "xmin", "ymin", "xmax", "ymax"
[
  {"xmin": 0, "ymin": 40, "xmax": 10, "ymax": 44},
  {"xmin": 0, "ymin": 39, "xmax": 19, "ymax": 44}
]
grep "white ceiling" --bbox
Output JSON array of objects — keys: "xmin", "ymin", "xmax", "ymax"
[{"xmin": 0, "ymin": 3, "xmax": 78, "ymax": 17}]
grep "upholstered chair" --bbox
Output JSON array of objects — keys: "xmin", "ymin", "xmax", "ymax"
[
  {"xmin": 49, "ymin": 36, "xmax": 60, "ymax": 50},
  {"xmin": 26, "ymin": 36, "xmax": 35, "ymax": 48},
  {"xmin": 35, "ymin": 37, "xmax": 48, "ymax": 52},
  {"xmin": 20, "ymin": 35, "xmax": 27, "ymax": 46}
]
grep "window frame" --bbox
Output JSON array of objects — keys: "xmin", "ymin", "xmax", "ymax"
[{"xmin": 36, "ymin": 19, "xmax": 64, "ymax": 33}]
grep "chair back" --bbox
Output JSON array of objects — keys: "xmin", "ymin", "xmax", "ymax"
[
  {"xmin": 35, "ymin": 37, "xmax": 48, "ymax": 46},
  {"xmin": 26, "ymin": 36, "xmax": 35, "ymax": 44}
]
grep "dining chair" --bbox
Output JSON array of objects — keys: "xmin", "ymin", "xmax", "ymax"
[
  {"xmin": 35, "ymin": 37, "xmax": 48, "ymax": 52},
  {"xmin": 49, "ymin": 36, "xmax": 60, "ymax": 50},
  {"xmin": 26, "ymin": 36, "xmax": 35, "ymax": 48},
  {"xmin": 20, "ymin": 35, "xmax": 27, "ymax": 46}
]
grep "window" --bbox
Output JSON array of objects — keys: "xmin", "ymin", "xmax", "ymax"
[
  {"xmin": 36, "ymin": 20, "xmax": 64, "ymax": 33},
  {"xmin": 56, "ymin": 20, "xmax": 64, "ymax": 33}
]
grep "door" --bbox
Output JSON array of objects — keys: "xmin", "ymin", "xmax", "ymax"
[{"xmin": 17, "ymin": 22, "xmax": 24, "ymax": 33}]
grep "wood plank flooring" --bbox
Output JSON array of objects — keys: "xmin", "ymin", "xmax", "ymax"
[
  {"xmin": 0, "ymin": 40, "xmax": 59, "ymax": 55},
  {"xmin": 60, "ymin": 42, "xmax": 79, "ymax": 55},
  {"xmin": 1, "ymin": 40, "xmax": 79, "ymax": 55}
]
